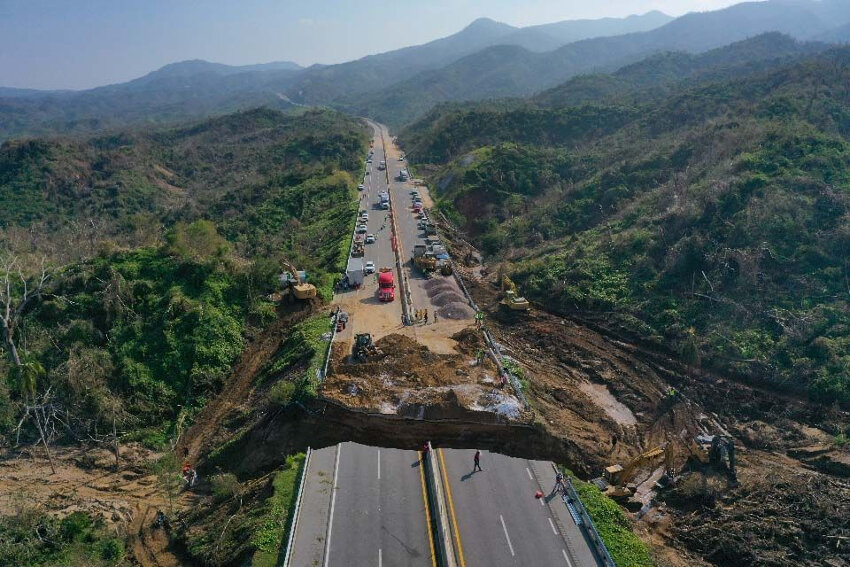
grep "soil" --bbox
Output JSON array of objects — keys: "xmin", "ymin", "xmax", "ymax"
[
  {"xmin": 438, "ymin": 213, "xmax": 850, "ymax": 566},
  {"xmin": 323, "ymin": 332, "xmax": 529, "ymax": 420},
  {"xmin": 0, "ymin": 443, "xmax": 193, "ymax": 567}
]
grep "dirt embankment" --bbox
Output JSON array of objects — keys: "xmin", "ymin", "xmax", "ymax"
[
  {"xmin": 437, "ymin": 221, "xmax": 850, "ymax": 566},
  {"xmin": 323, "ymin": 330, "xmax": 529, "ymax": 421}
]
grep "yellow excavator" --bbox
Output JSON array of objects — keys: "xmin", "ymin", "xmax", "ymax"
[
  {"xmin": 499, "ymin": 275, "xmax": 531, "ymax": 311},
  {"xmin": 281, "ymin": 260, "xmax": 317, "ymax": 301},
  {"xmin": 603, "ymin": 445, "xmax": 669, "ymax": 500}
]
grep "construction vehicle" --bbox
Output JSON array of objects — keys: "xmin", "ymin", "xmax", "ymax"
[
  {"xmin": 351, "ymin": 237, "xmax": 365, "ymax": 258},
  {"xmin": 352, "ymin": 333, "xmax": 381, "ymax": 361},
  {"xmin": 687, "ymin": 434, "xmax": 738, "ymax": 486},
  {"xmin": 345, "ymin": 258, "xmax": 364, "ymax": 288},
  {"xmin": 280, "ymin": 261, "xmax": 317, "ymax": 301},
  {"xmin": 501, "ymin": 290, "xmax": 531, "ymax": 311},
  {"xmin": 498, "ymin": 275, "xmax": 531, "ymax": 311},
  {"xmin": 377, "ymin": 268, "xmax": 395, "ymax": 301},
  {"xmin": 412, "ymin": 244, "xmax": 437, "ymax": 273},
  {"xmin": 602, "ymin": 446, "xmax": 667, "ymax": 500}
]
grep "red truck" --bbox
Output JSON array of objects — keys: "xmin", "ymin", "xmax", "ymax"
[{"xmin": 377, "ymin": 268, "xmax": 395, "ymax": 302}]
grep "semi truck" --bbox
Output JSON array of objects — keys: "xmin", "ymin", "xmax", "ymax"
[{"xmin": 377, "ymin": 268, "xmax": 395, "ymax": 301}]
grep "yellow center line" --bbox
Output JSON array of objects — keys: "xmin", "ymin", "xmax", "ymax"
[
  {"xmin": 419, "ymin": 451, "xmax": 438, "ymax": 567},
  {"xmin": 438, "ymin": 448, "xmax": 467, "ymax": 567}
]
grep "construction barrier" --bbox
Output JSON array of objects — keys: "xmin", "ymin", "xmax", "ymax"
[
  {"xmin": 422, "ymin": 443, "xmax": 458, "ymax": 567},
  {"xmin": 282, "ymin": 447, "xmax": 312, "ymax": 567}
]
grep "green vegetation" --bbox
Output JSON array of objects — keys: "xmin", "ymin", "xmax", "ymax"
[
  {"xmin": 406, "ymin": 47, "xmax": 850, "ymax": 406},
  {"xmin": 0, "ymin": 107, "xmax": 367, "ymax": 443},
  {"xmin": 567, "ymin": 474, "xmax": 654, "ymax": 567},
  {"xmin": 251, "ymin": 453, "xmax": 307, "ymax": 567},
  {"xmin": 0, "ymin": 508, "xmax": 126, "ymax": 566}
]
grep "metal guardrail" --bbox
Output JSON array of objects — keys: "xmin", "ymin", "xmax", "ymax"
[
  {"xmin": 282, "ymin": 447, "xmax": 312, "ymax": 567},
  {"xmin": 560, "ymin": 474, "xmax": 617, "ymax": 567},
  {"xmin": 318, "ymin": 307, "xmax": 340, "ymax": 384}
]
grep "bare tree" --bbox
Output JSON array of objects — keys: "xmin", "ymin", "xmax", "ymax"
[{"xmin": 0, "ymin": 254, "xmax": 56, "ymax": 472}]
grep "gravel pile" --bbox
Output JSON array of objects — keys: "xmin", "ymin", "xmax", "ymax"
[
  {"xmin": 431, "ymin": 291, "xmax": 466, "ymax": 306},
  {"xmin": 438, "ymin": 302, "xmax": 475, "ymax": 320},
  {"xmin": 425, "ymin": 282, "xmax": 455, "ymax": 297}
]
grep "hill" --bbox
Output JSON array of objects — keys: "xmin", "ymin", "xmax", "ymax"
[
  {"xmin": 349, "ymin": 0, "xmax": 850, "ymax": 126},
  {"xmin": 401, "ymin": 33, "xmax": 827, "ymax": 163},
  {"xmin": 0, "ymin": 11, "xmax": 671, "ymax": 140},
  {"xmin": 403, "ymin": 46, "xmax": 850, "ymax": 407},
  {"xmin": 0, "ymin": 106, "xmax": 368, "ymax": 432}
]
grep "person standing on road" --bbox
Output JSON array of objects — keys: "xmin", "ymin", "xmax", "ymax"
[
  {"xmin": 554, "ymin": 471, "xmax": 565, "ymax": 494},
  {"xmin": 433, "ymin": 311, "xmax": 438, "ymax": 323},
  {"xmin": 473, "ymin": 450, "xmax": 482, "ymax": 472},
  {"xmin": 424, "ymin": 309, "xmax": 429, "ymax": 325}
]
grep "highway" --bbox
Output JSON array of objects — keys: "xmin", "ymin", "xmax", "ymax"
[
  {"xmin": 287, "ymin": 443, "xmax": 436, "ymax": 566},
  {"xmin": 334, "ymin": 125, "xmax": 403, "ymax": 342},
  {"xmin": 438, "ymin": 449, "xmax": 602, "ymax": 567},
  {"xmin": 288, "ymin": 123, "xmax": 601, "ymax": 567}
]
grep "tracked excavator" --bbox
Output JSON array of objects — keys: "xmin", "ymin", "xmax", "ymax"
[
  {"xmin": 499, "ymin": 275, "xmax": 531, "ymax": 312},
  {"xmin": 280, "ymin": 260, "xmax": 317, "ymax": 302},
  {"xmin": 687, "ymin": 434, "xmax": 738, "ymax": 487},
  {"xmin": 602, "ymin": 445, "xmax": 671, "ymax": 500}
]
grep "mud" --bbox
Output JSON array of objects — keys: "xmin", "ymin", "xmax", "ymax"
[{"xmin": 324, "ymin": 333, "xmax": 527, "ymax": 420}]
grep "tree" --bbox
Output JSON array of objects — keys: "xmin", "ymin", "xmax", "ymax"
[{"xmin": 0, "ymin": 254, "xmax": 56, "ymax": 472}]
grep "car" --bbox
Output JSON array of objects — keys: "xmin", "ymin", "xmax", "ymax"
[
  {"xmin": 365, "ymin": 170, "xmax": 370, "ymax": 175},
  {"xmin": 366, "ymin": 234, "xmax": 376, "ymax": 244},
  {"xmin": 358, "ymin": 184, "xmax": 365, "ymax": 191},
  {"xmin": 398, "ymin": 156, "xmax": 405, "ymax": 161},
  {"xmin": 411, "ymin": 190, "xmax": 419, "ymax": 197},
  {"xmin": 364, "ymin": 261, "xmax": 376, "ymax": 274},
  {"xmin": 356, "ymin": 224, "xmax": 368, "ymax": 234},
  {"xmin": 418, "ymin": 220, "xmax": 426, "ymax": 229},
  {"xmin": 361, "ymin": 213, "xmax": 369, "ymax": 221}
]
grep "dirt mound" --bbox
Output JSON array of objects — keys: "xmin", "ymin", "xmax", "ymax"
[
  {"xmin": 424, "ymin": 279, "xmax": 455, "ymax": 295},
  {"xmin": 427, "ymin": 285, "xmax": 456, "ymax": 298},
  {"xmin": 452, "ymin": 327, "xmax": 486, "ymax": 353},
  {"xmin": 438, "ymin": 302, "xmax": 474, "ymax": 320},
  {"xmin": 431, "ymin": 290, "xmax": 466, "ymax": 306}
]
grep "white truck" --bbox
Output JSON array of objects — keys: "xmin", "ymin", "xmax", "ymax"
[{"xmin": 346, "ymin": 258, "xmax": 364, "ymax": 287}]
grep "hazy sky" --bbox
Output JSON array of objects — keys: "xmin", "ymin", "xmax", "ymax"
[{"xmin": 1, "ymin": 0, "xmax": 750, "ymax": 90}]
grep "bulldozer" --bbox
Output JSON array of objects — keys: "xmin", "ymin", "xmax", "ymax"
[
  {"xmin": 280, "ymin": 260, "xmax": 317, "ymax": 301},
  {"xmin": 352, "ymin": 333, "xmax": 381, "ymax": 362}
]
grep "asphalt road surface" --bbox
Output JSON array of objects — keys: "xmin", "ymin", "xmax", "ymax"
[
  {"xmin": 287, "ymin": 443, "xmax": 436, "ymax": 567},
  {"xmin": 439, "ymin": 448, "xmax": 602, "ymax": 567}
]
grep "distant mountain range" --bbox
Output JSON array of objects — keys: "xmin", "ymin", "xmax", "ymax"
[{"xmin": 2, "ymin": 0, "xmax": 850, "ymax": 139}]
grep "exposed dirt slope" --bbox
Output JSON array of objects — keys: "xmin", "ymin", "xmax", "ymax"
[
  {"xmin": 180, "ymin": 300, "xmax": 317, "ymax": 462},
  {"xmin": 439, "ymin": 214, "xmax": 850, "ymax": 566}
]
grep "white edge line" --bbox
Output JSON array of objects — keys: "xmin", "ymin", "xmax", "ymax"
[
  {"xmin": 549, "ymin": 517, "xmax": 558, "ymax": 535},
  {"xmin": 377, "ymin": 449, "xmax": 381, "ymax": 480},
  {"xmin": 562, "ymin": 548, "xmax": 574, "ymax": 567},
  {"xmin": 323, "ymin": 444, "xmax": 342, "ymax": 567},
  {"xmin": 379, "ymin": 548, "xmax": 383, "ymax": 567},
  {"xmin": 526, "ymin": 467, "xmax": 533, "ymax": 480},
  {"xmin": 500, "ymin": 514, "xmax": 515, "ymax": 557}
]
